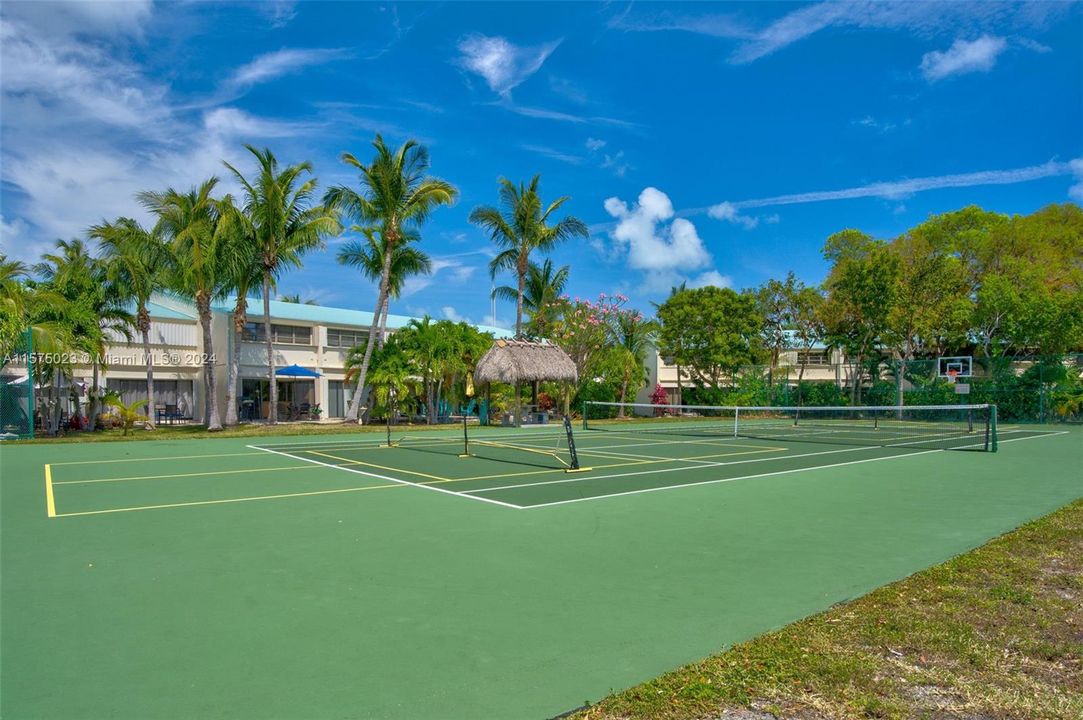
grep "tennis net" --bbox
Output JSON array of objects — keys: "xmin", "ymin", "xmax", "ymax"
[
  {"xmin": 582, "ymin": 401, "xmax": 998, "ymax": 452},
  {"xmin": 386, "ymin": 414, "xmax": 589, "ymax": 472}
]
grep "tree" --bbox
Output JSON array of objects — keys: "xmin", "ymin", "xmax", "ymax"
[
  {"xmin": 91, "ymin": 218, "xmax": 169, "ymax": 430},
  {"xmin": 607, "ymin": 306, "xmax": 658, "ymax": 415},
  {"xmin": 324, "ymin": 135, "xmax": 457, "ymax": 423},
  {"xmin": 656, "ymin": 286, "xmax": 762, "ymax": 389},
  {"xmin": 104, "ymin": 394, "xmax": 148, "ymax": 436},
  {"xmin": 336, "ymin": 226, "xmax": 431, "ymax": 347},
  {"xmin": 34, "ymin": 239, "xmax": 133, "ymax": 430},
  {"xmin": 752, "ymin": 272, "xmax": 802, "ymax": 391},
  {"xmin": 470, "ymin": 175, "xmax": 587, "ymax": 336},
  {"xmin": 277, "ymin": 293, "xmax": 318, "ymax": 305},
  {"xmin": 214, "ymin": 196, "xmax": 265, "ymax": 427},
  {"xmin": 651, "ymin": 282, "xmax": 690, "ymax": 402},
  {"xmin": 224, "ymin": 145, "xmax": 339, "ymax": 424},
  {"xmin": 821, "ymin": 229, "xmax": 899, "ymax": 404},
  {"xmin": 139, "ymin": 179, "xmax": 227, "ymax": 431},
  {"xmin": 492, "ymin": 258, "xmax": 570, "ymax": 339},
  {"xmin": 790, "ymin": 284, "xmax": 826, "ymax": 390}
]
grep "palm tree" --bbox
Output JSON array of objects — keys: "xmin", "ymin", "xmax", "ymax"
[
  {"xmin": 0, "ymin": 255, "xmax": 30, "ymax": 356},
  {"xmin": 652, "ymin": 281, "xmax": 688, "ymax": 404},
  {"xmin": 470, "ymin": 175, "xmax": 587, "ymax": 337},
  {"xmin": 92, "ymin": 218, "xmax": 168, "ymax": 430},
  {"xmin": 492, "ymin": 258, "xmax": 569, "ymax": 339},
  {"xmin": 35, "ymin": 239, "xmax": 134, "ymax": 430},
  {"xmin": 324, "ymin": 135, "xmax": 457, "ymax": 423},
  {"xmin": 608, "ymin": 309, "xmax": 659, "ymax": 416},
  {"xmin": 224, "ymin": 145, "xmax": 339, "ymax": 424},
  {"xmin": 214, "ymin": 196, "xmax": 265, "ymax": 427},
  {"xmin": 139, "ymin": 179, "xmax": 226, "ymax": 431},
  {"xmin": 277, "ymin": 293, "xmax": 318, "ymax": 305},
  {"xmin": 336, "ymin": 225, "xmax": 431, "ymax": 347}
]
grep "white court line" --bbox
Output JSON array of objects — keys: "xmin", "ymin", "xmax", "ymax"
[
  {"xmin": 247, "ymin": 445, "xmax": 523, "ymax": 510},
  {"xmin": 515, "ymin": 449, "xmax": 946, "ymax": 509},
  {"xmin": 505, "ymin": 427, "xmax": 1074, "ymax": 509},
  {"xmin": 467, "ymin": 445, "xmax": 881, "ymax": 494}
]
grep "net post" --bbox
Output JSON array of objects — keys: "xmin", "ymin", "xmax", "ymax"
[
  {"xmin": 989, "ymin": 404, "xmax": 997, "ymax": 452},
  {"xmin": 581, "ymin": 400, "xmax": 587, "ymax": 429},
  {"xmin": 733, "ymin": 407, "xmax": 739, "ymax": 437},
  {"xmin": 461, "ymin": 412, "xmax": 470, "ymax": 457},
  {"xmin": 563, "ymin": 415, "xmax": 582, "ymax": 470}
]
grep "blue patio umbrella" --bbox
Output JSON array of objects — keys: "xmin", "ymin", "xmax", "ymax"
[{"xmin": 275, "ymin": 364, "xmax": 322, "ymax": 378}]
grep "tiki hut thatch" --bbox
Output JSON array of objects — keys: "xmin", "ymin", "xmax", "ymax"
[
  {"xmin": 474, "ymin": 339, "xmax": 578, "ymax": 385},
  {"xmin": 474, "ymin": 340, "xmax": 578, "ymax": 425}
]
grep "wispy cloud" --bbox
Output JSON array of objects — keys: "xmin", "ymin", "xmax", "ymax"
[
  {"xmin": 227, "ymin": 48, "xmax": 352, "ymax": 90},
  {"xmin": 707, "ymin": 202, "xmax": 761, "ymax": 230},
  {"xmin": 702, "ymin": 160, "xmax": 1080, "ymax": 211},
  {"xmin": 456, "ymin": 34, "xmax": 561, "ymax": 96},
  {"xmin": 613, "ymin": 2, "xmax": 1071, "ymax": 65},
  {"xmin": 521, "ymin": 144, "xmax": 583, "ymax": 165}
]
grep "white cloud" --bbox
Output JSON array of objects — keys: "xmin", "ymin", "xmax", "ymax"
[
  {"xmin": 1069, "ymin": 159, "xmax": 1083, "ymax": 203},
  {"xmin": 688, "ymin": 270, "xmax": 732, "ymax": 289},
  {"xmin": 586, "ymin": 137, "xmax": 607, "ymax": 151},
  {"xmin": 441, "ymin": 306, "xmax": 466, "ymax": 322},
  {"xmin": 400, "ymin": 258, "xmax": 476, "ymax": 296},
  {"xmin": 1, "ymin": 0, "xmax": 153, "ymax": 39},
  {"xmin": 228, "ymin": 48, "xmax": 351, "ymax": 89},
  {"xmin": 601, "ymin": 151, "xmax": 631, "ymax": 178},
  {"xmin": 456, "ymin": 34, "xmax": 561, "ymax": 96},
  {"xmin": 701, "ymin": 160, "xmax": 1079, "ymax": 211},
  {"xmin": 707, "ymin": 201, "xmax": 760, "ymax": 229},
  {"xmin": 481, "ymin": 314, "xmax": 511, "ymax": 330},
  {"xmin": 603, "ymin": 187, "xmax": 727, "ymax": 293},
  {"xmin": 920, "ymin": 35, "xmax": 1007, "ymax": 82}
]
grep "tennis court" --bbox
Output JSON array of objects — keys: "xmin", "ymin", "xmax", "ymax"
[
  {"xmin": 2, "ymin": 411, "xmax": 1080, "ymax": 719},
  {"xmin": 44, "ymin": 403, "xmax": 1057, "ymax": 516}
]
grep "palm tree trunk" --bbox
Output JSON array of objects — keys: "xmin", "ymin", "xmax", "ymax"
[
  {"xmin": 140, "ymin": 305, "xmax": 156, "ymax": 430},
  {"xmin": 263, "ymin": 274, "xmax": 277, "ymax": 424},
  {"xmin": 379, "ymin": 298, "xmax": 390, "ymax": 347},
  {"xmin": 89, "ymin": 363, "xmax": 100, "ymax": 430},
  {"xmin": 516, "ymin": 262, "xmax": 526, "ymax": 337},
  {"xmin": 346, "ymin": 244, "xmax": 395, "ymax": 423},
  {"xmin": 225, "ymin": 298, "xmax": 245, "ymax": 427},
  {"xmin": 198, "ymin": 295, "xmax": 223, "ymax": 431},
  {"xmin": 51, "ymin": 368, "xmax": 62, "ymax": 435}
]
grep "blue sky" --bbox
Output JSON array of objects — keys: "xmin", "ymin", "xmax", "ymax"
[{"xmin": 1, "ymin": 1, "xmax": 1080, "ymax": 328}]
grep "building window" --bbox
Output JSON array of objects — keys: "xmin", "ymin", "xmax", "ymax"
[
  {"xmin": 797, "ymin": 350, "xmax": 830, "ymax": 365},
  {"xmin": 242, "ymin": 323, "xmax": 312, "ymax": 345},
  {"xmin": 326, "ymin": 328, "xmax": 368, "ymax": 348}
]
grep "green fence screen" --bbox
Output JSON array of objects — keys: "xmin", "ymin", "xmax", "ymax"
[{"xmin": 1, "ymin": 328, "xmax": 34, "ymax": 439}]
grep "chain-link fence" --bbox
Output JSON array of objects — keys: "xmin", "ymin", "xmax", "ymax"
[
  {"xmin": 1, "ymin": 329, "xmax": 35, "ymax": 439},
  {"xmin": 679, "ymin": 353, "xmax": 1083, "ymax": 424}
]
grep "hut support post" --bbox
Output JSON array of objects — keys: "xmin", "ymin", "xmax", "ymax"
[{"xmin": 514, "ymin": 381, "xmax": 521, "ymax": 428}]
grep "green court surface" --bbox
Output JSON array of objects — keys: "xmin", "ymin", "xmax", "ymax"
[{"xmin": 1, "ymin": 422, "xmax": 1080, "ymax": 718}]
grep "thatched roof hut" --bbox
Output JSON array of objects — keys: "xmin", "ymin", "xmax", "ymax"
[{"xmin": 474, "ymin": 339, "xmax": 578, "ymax": 385}]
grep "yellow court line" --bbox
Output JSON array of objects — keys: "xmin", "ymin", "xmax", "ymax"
[
  {"xmin": 51, "ymin": 451, "xmax": 266, "ymax": 466},
  {"xmin": 45, "ymin": 464, "xmax": 56, "ymax": 517},
  {"xmin": 305, "ymin": 450, "xmax": 451, "ymax": 482},
  {"xmin": 53, "ymin": 482, "xmax": 405, "ymax": 518},
  {"xmin": 52, "ymin": 464, "xmax": 323, "ymax": 486}
]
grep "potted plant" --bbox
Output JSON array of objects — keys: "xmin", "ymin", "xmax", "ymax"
[{"xmin": 310, "ymin": 403, "xmax": 323, "ymax": 420}]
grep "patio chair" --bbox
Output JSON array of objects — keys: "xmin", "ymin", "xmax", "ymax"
[{"xmin": 298, "ymin": 402, "xmax": 311, "ymax": 420}]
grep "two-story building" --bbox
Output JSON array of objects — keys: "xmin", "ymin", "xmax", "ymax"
[{"xmin": 61, "ymin": 294, "xmax": 511, "ymax": 423}]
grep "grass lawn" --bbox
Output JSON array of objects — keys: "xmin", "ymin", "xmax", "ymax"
[{"xmin": 574, "ymin": 499, "xmax": 1083, "ymax": 720}]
